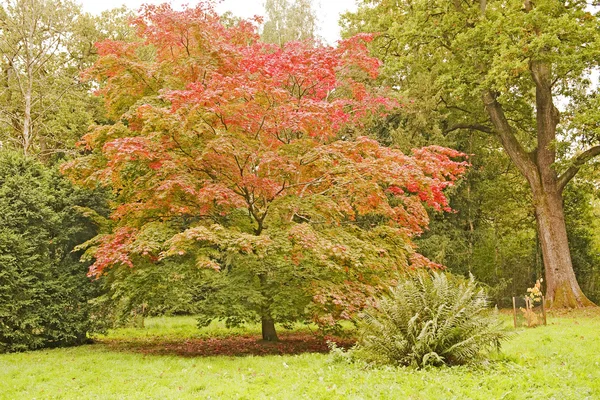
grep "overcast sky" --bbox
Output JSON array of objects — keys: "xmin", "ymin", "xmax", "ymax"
[{"xmin": 78, "ymin": 0, "xmax": 358, "ymax": 45}]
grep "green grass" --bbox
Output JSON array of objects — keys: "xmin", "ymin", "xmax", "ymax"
[
  {"xmin": 1, "ymin": 311, "xmax": 599, "ymax": 399},
  {"xmin": 101, "ymin": 316, "xmax": 319, "ymax": 340}
]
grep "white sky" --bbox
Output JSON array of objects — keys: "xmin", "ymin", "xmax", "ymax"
[{"xmin": 78, "ymin": 0, "xmax": 358, "ymax": 45}]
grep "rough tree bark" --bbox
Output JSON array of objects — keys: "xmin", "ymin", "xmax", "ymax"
[
  {"xmin": 532, "ymin": 183, "xmax": 593, "ymax": 307},
  {"xmin": 480, "ymin": 59, "xmax": 596, "ymax": 308}
]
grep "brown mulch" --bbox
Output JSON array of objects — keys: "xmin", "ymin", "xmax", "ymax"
[{"xmin": 97, "ymin": 333, "xmax": 355, "ymax": 357}]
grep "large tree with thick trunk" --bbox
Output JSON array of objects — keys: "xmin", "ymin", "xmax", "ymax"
[
  {"xmin": 65, "ymin": 3, "xmax": 467, "ymax": 341},
  {"xmin": 343, "ymin": 0, "xmax": 600, "ymax": 307}
]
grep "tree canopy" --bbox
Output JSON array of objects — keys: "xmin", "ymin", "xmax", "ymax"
[
  {"xmin": 261, "ymin": 0, "xmax": 318, "ymax": 46},
  {"xmin": 342, "ymin": 0, "xmax": 600, "ymax": 307},
  {"xmin": 64, "ymin": 2, "xmax": 467, "ymax": 340},
  {"xmin": 0, "ymin": 0, "xmax": 133, "ymax": 160}
]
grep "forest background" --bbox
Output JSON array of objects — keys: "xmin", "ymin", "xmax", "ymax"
[{"xmin": 0, "ymin": 0, "xmax": 598, "ymax": 352}]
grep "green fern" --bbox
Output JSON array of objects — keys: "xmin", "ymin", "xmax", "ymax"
[{"xmin": 353, "ymin": 272, "xmax": 509, "ymax": 368}]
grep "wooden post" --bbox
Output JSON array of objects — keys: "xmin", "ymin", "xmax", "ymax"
[
  {"xmin": 525, "ymin": 297, "xmax": 531, "ymax": 327},
  {"xmin": 541, "ymin": 295, "xmax": 547, "ymax": 326},
  {"xmin": 512, "ymin": 297, "xmax": 517, "ymax": 328}
]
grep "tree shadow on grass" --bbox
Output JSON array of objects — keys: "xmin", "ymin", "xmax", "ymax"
[{"xmin": 96, "ymin": 333, "xmax": 355, "ymax": 357}]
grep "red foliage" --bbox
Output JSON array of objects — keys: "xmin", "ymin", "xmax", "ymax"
[
  {"xmin": 88, "ymin": 227, "xmax": 137, "ymax": 277},
  {"xmin": 64, "ymin": 2, "xmax": 467, "ymax": 325}
]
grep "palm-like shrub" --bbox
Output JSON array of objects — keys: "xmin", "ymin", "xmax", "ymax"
[{"xmin": 353, "ymin": 272, "xmax": 509, "ymax": 368}]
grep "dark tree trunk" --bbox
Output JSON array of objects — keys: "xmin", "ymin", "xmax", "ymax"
[
  {"xmin": 257, "ymin": 272, "xmax": 278, "ymax": 341},
  {"xmin": 261, "ymin": 316, "xmax": 278, "ymax": 341}
]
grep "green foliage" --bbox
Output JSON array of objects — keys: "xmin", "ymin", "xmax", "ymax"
[
  {"xmin": 343, "ymin": 0, "xmax": 600, "ymax": 149},
  {"xmin": 352, "ymin": 272, "xmax": 509, "ymax": 368},
  {"xmin": 343, "ymin": 0, "xmax": 600, "ymax": 306},
  {"xmin": 564, "ymin": 182, "xmax": 600, "ymax": 303},
  {"xmin": 367, "ymin": 95, "xmax": 539, "ymax": 305},
  {"xmin": 416, "ymin": 139, "xmax": 600, "ymax": 306},
  {"xmin": 412, "ymin": 132, "xmax": 537, "ymax": 305},
  {"xmin": 94, "ymin": 259, "xmax": 207, "ymax": 327},
  {"xmin": 344, "ymin": 0, "xmax": 600, "ymax": 305},
  {"xmin": 0, "ymin": 152, "xmax": 108, "ymax": 352}
]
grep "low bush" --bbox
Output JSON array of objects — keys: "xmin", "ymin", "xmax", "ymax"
[{"xmin": 352, "ymin": 272, "xmax": 509, "ymax": 368}]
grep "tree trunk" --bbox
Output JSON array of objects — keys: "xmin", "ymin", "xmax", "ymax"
[
  {"xmin": 257, "ymin": 272, "xmax": 278, "ymax": 341},
  {"xmin": 531, "ymin": 183, "xmax": 594, "ymax": 308},
  {"xmin": 482, "ymin": 56, "xmax": 597, "ymax": 309},
  {"xmin": 22, "ymin": 83, "xmax": 32, "ymax": 156},
  {"xmin": 23, "ymin": 22, "xmax": 34, "ymax": 157},
  {"xmin": 261, "ymin": 316, "xmax": 278, "ymax": 341}
]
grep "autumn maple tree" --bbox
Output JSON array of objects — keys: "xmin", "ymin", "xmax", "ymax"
[{"xmin": 65, "ymin": 2, "xmax": 466, "ymax": 341}]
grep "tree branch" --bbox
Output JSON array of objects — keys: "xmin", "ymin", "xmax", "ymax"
[
  {"xmin": 530, "ymin": 60, "xmax": 560, "ymax": 180},
  {"xmin": 443, "ymin": 123, "xmax": 492, "ymax": 135},
  {"xmin": 481, "ymin": 90, "xmax": 538, "ymax": 183},
  {"xmin": 557, "ymin": 145, "xmax": 600, "ymax": 192}
]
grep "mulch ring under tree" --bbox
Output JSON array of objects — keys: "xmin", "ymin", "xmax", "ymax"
[{"xmin": 97, "ymin": 333, "xmax": 355, "ymax": 357}]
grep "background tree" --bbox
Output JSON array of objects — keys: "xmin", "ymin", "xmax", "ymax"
[
  {"xmin": 343, "ymin": 0, "xmax": 600, "ymax": 307},
  {"xmin": 414, "ymin": 132, "xmax": 538, "ymax": 305},
  {"xmin": 261, "ymin": 0, "xmax": 318, "ymax": 46},
  {"xmin": 563, "ymin": 180, "xmax": 600, "ymax": 302},
  {"xmin": 0, "ymin": 1, "xmax": 135, "ymax": 352},
  {"xmin": 0, "ymin": 0, "xmax": 133, "ymax": 160},
  {"xmin": 400, "ymin": 127, "xmax": 600, "ymax": 305},
  {"xmin": 65, "ymin": 3, "xmax": 466, "ymax": 341}
]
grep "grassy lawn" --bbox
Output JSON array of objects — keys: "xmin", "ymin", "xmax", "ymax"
[{"xmin": 1, "ymin": 311, "xmax": 599, "ymax": 399}]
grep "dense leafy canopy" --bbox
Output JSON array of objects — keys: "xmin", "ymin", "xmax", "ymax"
[
  {"xmin": 65, "ymin": 2, "xmax": 466, "ymax": 334},
  {"xmin": 342, "ymin": 0, "xmax": 600, "ymax": 307},
  {"xmin": 0, "ymin": 152, "xmax": 107, "ymax": 352},
  {"xmin": 343, "ymin": 0, "xmax": 600, "ymax": 155}
]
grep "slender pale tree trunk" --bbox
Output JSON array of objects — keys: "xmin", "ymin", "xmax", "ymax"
[
  {"xmin": 21, "ymin": 10, "xmax": 35, "ymax": 157},
  {"xmin": 22, "ymin": 79, "xmax": 32, "ymax": 156}
]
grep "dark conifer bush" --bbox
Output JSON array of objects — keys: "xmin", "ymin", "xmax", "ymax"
[{"xmin": 0, "ymin": 152, "xmax": 107, "ymax": 352}]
